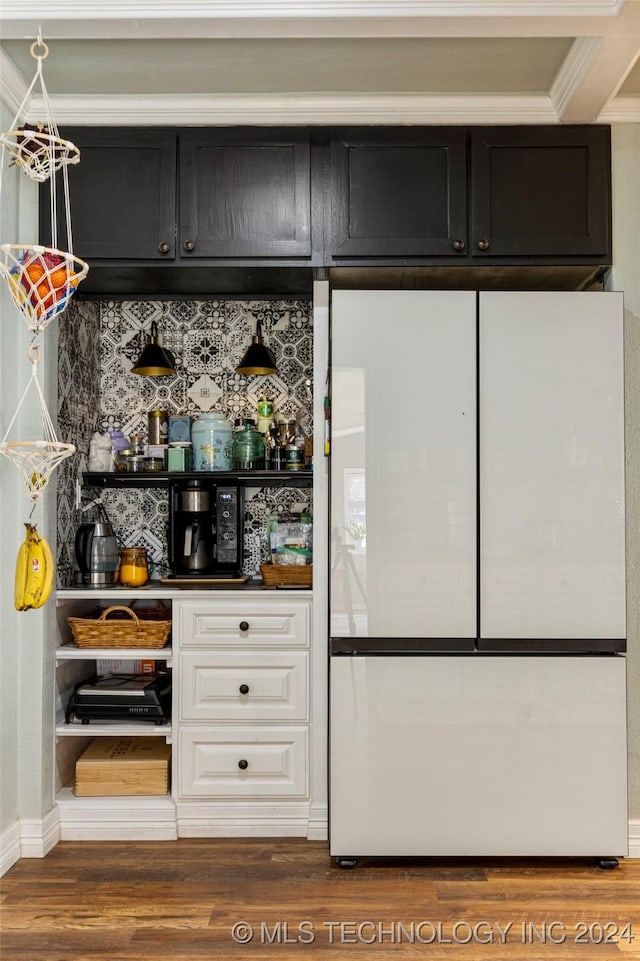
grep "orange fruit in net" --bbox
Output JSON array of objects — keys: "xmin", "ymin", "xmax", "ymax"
[
  {"xmin": 25, "ymin": 261, "xmax": 45, "ymax": 283},
  {"xmin": 50, "ymin": 267, "xmax": 68, "ymax": 290}
]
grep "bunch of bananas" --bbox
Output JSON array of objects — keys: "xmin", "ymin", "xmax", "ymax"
[{"xmin": 14, "ymin": 522, "xmax": 55, "ymax": 611}]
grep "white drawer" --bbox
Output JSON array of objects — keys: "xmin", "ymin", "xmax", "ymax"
[
  {"xmin": 176, "ymin": 598, "xmax": 310, "ymax": 648},
  {"xmin": 179, "ymin": 726, "xmax": 308, "ymax": 798},
  {"xmin": 180, "ymin": 650, "xmax": 308, "ymax": 721}
]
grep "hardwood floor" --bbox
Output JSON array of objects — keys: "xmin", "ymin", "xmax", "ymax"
[{"xmin": 2, "ymin": 840, "xmax": 639, "ymax": 960}]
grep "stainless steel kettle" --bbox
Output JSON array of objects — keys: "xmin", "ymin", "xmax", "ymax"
[{"xmin": 74, "ymin": 521, "xmax": 120, "ymax": 587}]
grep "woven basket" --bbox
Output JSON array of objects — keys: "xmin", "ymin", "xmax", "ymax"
[
  {"xmin": 68, "ymin": 605, "xmax": 171, "ymax": 649},
  {"xmin": 260, "ymin": 563, "xmax": 312, "ymax": 587}
]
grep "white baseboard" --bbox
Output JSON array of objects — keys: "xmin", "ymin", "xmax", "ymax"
[
  {"xmin": 1, "ymin": 808, "xmax": 61, "ymax": 876},
  {"xmin": 627, "ymin": 819, "xmax": 640, "ymax": 859},
  {"xmin": 19, "ymin": 807, "xmax": 61, "ymax": 859},
  {"xmin": 0, "ymin": 821, "xmax": 21, "ymax": 877},
  {"xmin": 57, "ymin": 789, "xmax": 178, "ymax": 841}
]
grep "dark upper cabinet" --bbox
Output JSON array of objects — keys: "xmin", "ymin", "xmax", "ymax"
[
  {"xmin": 40, "ymin": 128, "xmax": 177, "ymax": 260},
  {"xmin": 178, "ymin": 129, "xmax": 312, "ymax": 260},
  {"xmin": 329, "ymin": 127, "xmax": 468, "ymax": 260},
  {"xmin": 40, "ymin": 127, "xmax": 315, "ymax": 267},
  {"xmin": 326, "ymin": 125, "xmax": 611, "ymax": 265},
  {"xmin": 469, "ymin": 125, "xmax": 611, "ymax": 260}
]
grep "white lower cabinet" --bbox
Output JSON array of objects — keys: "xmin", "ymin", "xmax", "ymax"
[
  {"xmin": 175, "ymin": 595, "xmax": 316, "ymax": 837},
  {"xmin": 54, "ymin": 590, "xmax": 321, "ymax": 842}
]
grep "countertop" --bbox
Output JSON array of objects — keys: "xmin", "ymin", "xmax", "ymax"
[{"xmin": 56, "ymin": 580, "xmax": 312, "ymax": 600}]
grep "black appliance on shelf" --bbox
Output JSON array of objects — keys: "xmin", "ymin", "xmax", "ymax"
[
  {"xmin": 65, "ymin": 673, "xmax": 172, "ymax": 725},
  {"xmin": 167, "ymin": 478, "xmax": 243, "ymax": 578}
]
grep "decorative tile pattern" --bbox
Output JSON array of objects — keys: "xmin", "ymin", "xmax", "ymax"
[{"xmin": 56, "ymin": 298, "xmax": 313, "ymax": 583}]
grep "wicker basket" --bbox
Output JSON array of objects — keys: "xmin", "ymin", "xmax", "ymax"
[
  {"xmin": 68, "ymin": 605, "xmax": 171, "ymax": 649},
  {"xmin": 260, "ymin": 563, "xmax": 312, "ymax": 587}
]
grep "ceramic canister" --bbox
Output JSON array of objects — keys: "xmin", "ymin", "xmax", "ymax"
[{"xmin": 191, "ymin": 413, "xmax": 233, "ymax": 471}]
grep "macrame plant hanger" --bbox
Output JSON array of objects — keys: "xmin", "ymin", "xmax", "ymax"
[
  {"xmin": 0, "ymin": 31, "xmax": 86, "ymax": 508},
  {"xmin": 0, "ymin": 30, "xmax": 89, "ymax": 333},
  {"xmin": 0, "ymin": 341, "xmax": 75, "ymax": 513}
]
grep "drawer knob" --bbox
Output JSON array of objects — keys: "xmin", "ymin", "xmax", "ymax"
[
  {"xmin": 238, "ymin": 759, "xmax": 249, "ymax": 770},
  {"xmin": 239, "ymin": 621, "xmax": 249, "ymax": 632},
  {"xmin": 452, "ymin": 239, "xmax": 466, "ymax": 252},
  {"xmin": 239, "ymin": 683, "xmax": 250, "ymax": 695},
  {"xmin": 477, "ymin": 237, "xmax": 490, "ymax": 251},
  {"xmin": 183, "ymin": 239, "xmax": 195, "ymax": 252},
  {"xmin": 158, "ymin": 241, "xmax": 170, "ymax": 254}
]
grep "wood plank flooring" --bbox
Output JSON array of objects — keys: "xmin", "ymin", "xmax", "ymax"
[{"xmin": 2, "ymin": 839, "xmax": 639, "ymax": 960}]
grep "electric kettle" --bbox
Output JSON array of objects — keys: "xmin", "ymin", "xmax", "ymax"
[{"xmin": 74, "ymin": 522, "xmax": 120, "ymax": 587}]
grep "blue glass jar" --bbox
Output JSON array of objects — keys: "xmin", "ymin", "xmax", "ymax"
[{"xmin": 191, "ymin": 414, "xmax": 233, "ymax": 471}]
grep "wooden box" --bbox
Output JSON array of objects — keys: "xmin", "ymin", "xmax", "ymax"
[{"xmin": 75, "ymin": 737, "xmax": 171, "ymax": 797}]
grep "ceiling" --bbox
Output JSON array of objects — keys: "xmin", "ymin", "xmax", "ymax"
[{"xmin": 1, "ymin": 1, "xmax": 640, "ymax": 126}]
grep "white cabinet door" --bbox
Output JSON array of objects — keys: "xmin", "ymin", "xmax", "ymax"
[
  {"xmin": 479, "ymin": 291, "xmax": 626, "ymax": 643},
  {"xmin": 330, "ymin": 290, "xmax": 477, "ymax": 639},
  {"xmin": 330, "ymin": 655, "xmax": 627, "ymax": 858}
]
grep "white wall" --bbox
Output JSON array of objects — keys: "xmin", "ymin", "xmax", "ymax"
[
  {"xmin": 0, "ymin": 100, "xmax": 57, "ymax": 871},
  {"xmin": 611, "ymin": 124, "xmax": 640, "ymax": 820}
]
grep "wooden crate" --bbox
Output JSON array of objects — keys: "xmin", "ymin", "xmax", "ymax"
[{"xmin": 75, "ymin": 737, "xmax": 171, "ymax": 797}]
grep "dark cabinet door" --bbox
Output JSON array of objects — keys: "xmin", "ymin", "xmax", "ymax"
[
  {"xmin": 470, "ymin": 126, "xmax": 611, "ymax": 260},
  {"xmin": 40, "ymin": 129, "xmax": 177, "ymax": 260},
  {"xmin": 179, "ymin": 129, "xmax": 312, "ymax": 260},
  {"xmin": 328, "ymin": 128, "xmax": 468, "ymax": 260}
]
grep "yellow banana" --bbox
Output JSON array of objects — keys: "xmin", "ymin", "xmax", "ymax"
[
  {"xmin": 14, "ymin": 523, "xmax": 55, "ymax": 611},
  {"xmin": 14, "ymin": 525, "xmax": 31, "ymax": 611},
  {"xmin": 33, "ymin": 531, "xmax": 55, "ymax": 610}
]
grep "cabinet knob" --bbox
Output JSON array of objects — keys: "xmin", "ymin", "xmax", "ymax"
[
  {"xmin": 238, "ymin": 759, "xmax": 249, "ymax": 770},
  {"xmin": 239, "ymin": 683, "xmax": 250, "ymax": 695},
  {"xmin": 239, "ymin": 621, "xmax": 249, "ymax": 632},
  {"xmin": 183, "ymin": 239, "xmax": 195, "ymax": 252},
  {"xmin": 158, "ymin": 242, "xmax": 170, "ymax": 254},
  {"xmin": 452, "ymin": 239, "xmax": 466, "ymax": 252},
  {"xmin": 477, "ymin": 238, "xmax": 490, "ymax": 251}
]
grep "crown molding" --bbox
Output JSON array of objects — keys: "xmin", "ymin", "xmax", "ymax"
[
  {"xmin": 0, "ymin": 48, "xmax": 30, "ymax": 119},
  {"xmin": 551, "ymin": 36, "xmax": 603, "ymax": 118},
  {"xmin": 0, "ymin": 1, "xmax": 626, "ymax": 20},
  {"xmin": 23, "ymin": 92, "xmax": 561, "ymax": 126},
  {"xmin": 600, "ymin": 95, "xmax": 640, "ymax": 122}
]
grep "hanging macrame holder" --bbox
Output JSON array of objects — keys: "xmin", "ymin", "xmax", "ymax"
[
  {"xmin": 0, "ymin": 39, "xmax": 80, "ymax": 183},
  {"xmin": 0, "ymin": 243, "xmax": 87, "ymax": 331},
  {"xmin": 0, "ymin": 36, "xmax": 88, "ymax": 328},
  {"xmin": 0, "ymin": 342, "xmax": 75, "ymax": 506}
]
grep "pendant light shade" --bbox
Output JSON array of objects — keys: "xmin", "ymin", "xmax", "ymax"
[
  {"xmin": 131, "ymin": 321, "xmax": 176, "ymax": 376},
  {"xmin": 236, "ymin": 319, "xmax": 277, "ymax": 376}
]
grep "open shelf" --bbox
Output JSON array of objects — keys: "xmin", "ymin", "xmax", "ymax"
[
  {"xmin": 56, "ymin": 720, "xmax": 172, "ymax": 737},
  {"xmin": 56, "ymin": 642, "xmax": 173, "ymax": 660},
  {"xmin": 83, "ymin": 470, "xmax": 313, "ymax": 489}
]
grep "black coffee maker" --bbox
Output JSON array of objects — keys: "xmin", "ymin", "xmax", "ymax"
[{"xmin": 168, "ymin": 479, "xmax": 243, "ymax": 577}]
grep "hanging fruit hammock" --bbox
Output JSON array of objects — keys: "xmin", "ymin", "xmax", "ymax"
[
  {"xmin": 0, "ymin": 342, "xmax": 75, "ymax": 504},
  {"xmin": 0, "ymin": 34, "xmax": 88, "ymax": 332}
]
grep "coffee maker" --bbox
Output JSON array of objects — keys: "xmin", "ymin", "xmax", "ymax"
[{"xmin": 168, "ymin": 479, "xmax": 243, "ymax": 578}]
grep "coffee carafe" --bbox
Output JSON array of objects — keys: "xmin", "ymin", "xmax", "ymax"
[{"xmin": 74, "ymin": 521, "xmax": 120, "ymax": 587}]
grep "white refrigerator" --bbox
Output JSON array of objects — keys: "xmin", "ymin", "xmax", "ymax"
[{"xmin": 329, "ymin": 289, "xmax": 627, "ymax": 866}]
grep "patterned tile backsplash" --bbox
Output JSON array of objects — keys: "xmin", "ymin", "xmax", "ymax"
[{"xmin": 57, "ymin": 298, "xmax": 313, "ymax": 585}]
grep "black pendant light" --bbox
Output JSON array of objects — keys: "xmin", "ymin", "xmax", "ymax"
[
  {"xmin": 131, "ymin": 321, "xmax": 176, "ymax": 376},
  {"xmin": 236, "ymin": 319, "xmax": 278, "ymax": 376}
]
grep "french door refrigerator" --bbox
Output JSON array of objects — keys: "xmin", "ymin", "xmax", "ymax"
[{"xmin": 329, "ymin": 289, "xmax": 627, "ymax": 866}]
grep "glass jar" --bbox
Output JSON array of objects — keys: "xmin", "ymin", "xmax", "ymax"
[
  {"xmin": 191, "ymin": 413, "xmax": 233, "ymax": 471},
  {"xmin": 232, "ymin": 420, "xmax": 265, "ymax": 470},
  {"xmin": 118, "ymin": 547, "xmax": 149, "ymax": 587}
]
